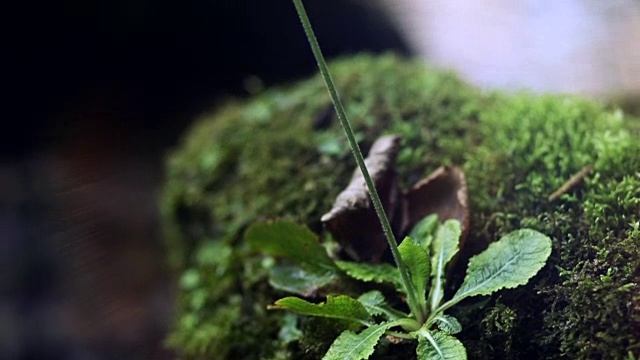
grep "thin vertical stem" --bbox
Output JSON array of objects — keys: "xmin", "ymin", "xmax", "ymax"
[{"xmin": 291, "ymin": 0, "xmax": 425, "ymax": 323}]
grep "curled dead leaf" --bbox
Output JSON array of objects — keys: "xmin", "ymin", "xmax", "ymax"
[
  {"xmin": 321, "ymin": 134, "xmax": 469, "ymax": 264},
  {"xmin": 402, "ymin": 166, "xmax": 469, "ymax": 247},
  {"xmin": 321, "ymin": 135, "xmax": 402, "ymax": 262}
]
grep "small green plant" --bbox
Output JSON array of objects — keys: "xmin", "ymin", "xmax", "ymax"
[
  {"xmin": 245, "ymin": 1, "xmax": 551, "ymax": 359},
  {"xmin": 247, "ymin": 216, "xmax": 551, "ymax": 359}
]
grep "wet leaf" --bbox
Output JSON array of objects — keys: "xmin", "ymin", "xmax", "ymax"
[
  {"xmin": 321, "ymin": 135, "xmax": 403, "ymax": 262},
  {"xmin": 432, "ymin": 315, "xmax": 462, "ymax": 335},
  {"xmin": 335, "ymin": 261, "xmax": 402, "ymax": 289},
  {"xmin": 398, "ymin": 237, "xmax": 430, "ymax": 306},
  {"xmin": 271, "ymin": 295, "xmax": 372, "ymax": 324},
  {"xmin": 323, "ymin": 321, "xmax": 399, "ymax": 360},
  {"xmin": 357, "ymin": 290, "xmax": 388, "ymax": 317},
  {"xmin": 357, "ymin": 291, "xmax": 407, "ymax": 319},
  {"xmin": 416, "ymin": 330, "xmax": 467, "ymax": 360},
  {"xmin": 246, "ymin": 220, "xmax": 337, "ymax": 272},
  {"xmin": 269, "ymin": 264, "xmax": 340, "ymax": 297},
  {"xmin": 409, "ymin": 214, "xmax": 439, "ymax": 249},
  {"xmin": 428, "ymin": 220, "xmax": 461, "ymax": 311},
  {"xmin": 448, "ymin": 229, "xmax": 551, "ymax": 306}
]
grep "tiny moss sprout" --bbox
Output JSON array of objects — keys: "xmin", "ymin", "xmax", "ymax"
[{"xmin": 244, "ymin": 1, "xmax": 553, "ymax": 359}]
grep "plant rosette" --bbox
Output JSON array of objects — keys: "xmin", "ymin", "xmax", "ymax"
[
  {"xmin": 247, "ymin": 217, "xmax": 551, "ymax": 360},
  {"xmin": 244, "ymin": 1, "xmax": 552, "ymax": 359}
]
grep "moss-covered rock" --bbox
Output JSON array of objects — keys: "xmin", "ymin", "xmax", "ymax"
[{"xmin": 162, "ymin": 53, "xmax": 640, "ymax": 359}]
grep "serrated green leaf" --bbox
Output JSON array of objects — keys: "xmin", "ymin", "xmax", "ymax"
[
  {"xmin": 448, "ymin": 229, "xmax": 551, "ymax": 308},
  {"xmin": 357, "ymin": 291, "xmax": 407, "ymax": 320},
  {"xmin": 409, "ymin": 214, "xmax": 439, "ymax": 249},
  {"xmin": 399, "ymin": 237, "xmax": 430, "ymax": 305},
  {"xmin": 269, "ymin": 265, "xmax": 339, "ymax": 297},
  {"xmin": 336, "ymin": 261, "xmax": 403, "ymax": 289},
  {"xmin": 432, "ymin": 315, "xmax": 462, "ymax": 335},
  {"xmin": 323, "ymin": 322, "xmax": 397, "ymax": 360},
  {"xmin": 416, "ymin": 330, "xmax": 467, "ymax": 360},
  {"xmin": 246, "ymin": 220, "xmax": 336, "ymax": 272},
  {"xmin": 429, "ymin": 220, "xmax": 461, "ymax": 311},
  {"xmin": 271, "ymin": 295, "xmax": 372, "ymax": 324},
  {"xmin": 357, "ymin": 291, "xmax": 387, "ymax": 316}
]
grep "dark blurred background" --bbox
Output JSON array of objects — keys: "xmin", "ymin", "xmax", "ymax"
[
  {"xmin": 3, "ymin": 0, "xmax": 640, "ymax": 358},
  {"xmin": 1, "ymin": 0, "xmax": 408, "ymax": 359}
]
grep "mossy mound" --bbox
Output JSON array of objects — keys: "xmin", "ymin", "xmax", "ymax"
[{"xmin": 162, "ymin": 53, "xmax": 640, "ymax": 359}]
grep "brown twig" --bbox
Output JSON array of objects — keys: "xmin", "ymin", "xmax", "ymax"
[{"xmin": 548, "ymin": 165, "xmax": 592, "ymax": 201}]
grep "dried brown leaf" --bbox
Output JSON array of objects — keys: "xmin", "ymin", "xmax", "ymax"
[
  {"xmin": 321, "ymin": 136, "xmax": 470, "ymax": 266},
  {"xmin": 401, "ymin": 166, "xmax": 469, "ymax": 246},
  {"xmin": 321, "ymin": 135, "xmax": 402, "ymax": 262}
]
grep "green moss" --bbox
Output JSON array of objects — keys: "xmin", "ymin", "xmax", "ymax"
[{"xmin": 162, "ymin": 53, "xmax": 640, "ymax": 359}]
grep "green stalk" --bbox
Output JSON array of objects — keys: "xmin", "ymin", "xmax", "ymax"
[{"xmin": 291, "ymin": 0, "xmax": 425, "ymax": 323}]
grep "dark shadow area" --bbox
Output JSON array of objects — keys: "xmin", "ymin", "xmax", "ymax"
[
  {"xmin": 2, "ymin": 1, "xmax": 409, "ymax": 359},
  {"xmin": 6, "ymin": 0, "xmax": 409, "ymax": 157}
]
